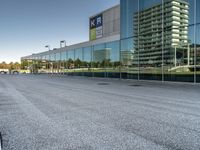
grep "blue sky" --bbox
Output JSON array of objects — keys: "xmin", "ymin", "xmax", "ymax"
[{"xmin": 0, "ymin": 0, "xmax": 119, "ymax": 63}]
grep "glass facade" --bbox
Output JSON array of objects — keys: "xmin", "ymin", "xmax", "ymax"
[
  {"xmin": 21, "ymin": 0, "xmax": 200, "ymax": 83},
  {"xmin": 83, "ymin": 46, "xmax": 92, "ymax": 76},
  {"xmin": 120, "ymin": 0, "xmax": 200, "ymax": 83},
  {"xmin": 93, "ymin": 43, "xmax": 106, "ymax": 77},
  {"xmin": 196, "ymin": 24, "xmax": 200, "ymax": 82},
  {"xmin": 106, "ymin": 41, "xmax": 120, "ymax": 78},
  {"xmin": 120, "ymin": 0, "xmax": 138, "ymax": 39}
]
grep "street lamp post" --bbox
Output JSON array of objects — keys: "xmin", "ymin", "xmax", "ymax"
[
  {"xmin": 60, "ymin": 40, "xmax": 66, "ymax": 48},
  {"xmin": 45, "ymin": 45, "xmax": 50, "ymax": 51}
]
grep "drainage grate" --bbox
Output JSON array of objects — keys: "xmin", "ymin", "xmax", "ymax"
[
  {"xmin": 97, "ymin": 83, "xmax": 109, "ymax": 85},
  {"xmin": 128, "ymin": 84, "xmax": 142, "ymax": 87}
]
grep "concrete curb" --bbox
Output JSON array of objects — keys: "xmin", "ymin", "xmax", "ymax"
[{"xmin": 0, "ymin": 132, "xmax": 2, "ymax": 150}]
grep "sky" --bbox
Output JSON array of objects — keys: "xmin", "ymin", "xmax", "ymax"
[{"xmin": 0, "ymin": 0, "xmax": 119, "ymax": 63}]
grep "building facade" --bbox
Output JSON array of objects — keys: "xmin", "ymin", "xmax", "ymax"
[{"xmin": 21, "ymin": 0, "xmax": 200, "ymax": 83}]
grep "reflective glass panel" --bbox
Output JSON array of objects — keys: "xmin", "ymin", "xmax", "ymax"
[
  {"xmin": 67, "ymin": 50, "xmax": 75, "ymax": 72},
  {"xmin": 61, "ymin": 52, "xmax": 67, "ymax": 61},
  {"xmin": 106, "ymin": 41, "xmax": 120, "ymax": 78},
  {"xmin": 74, "ymin": 48, "xmax": 83, "ymax": 75},
  {"xmin": 93, "ymin": 43, "xmax": 107, "ymax": 77},
  {"xmin": 196, "ymin": 24, "xmax": 200, "ymax": 82},
  {"xmin": 50, "ymin": 53, "xmax": 55, "ymax": 61},
  {"xmin": 164, "ymin": 0, "xmax": 194, "ymax": 82},
  {"xmin": 60, "ymin": 51, "xmax": 67, "ymax": 73},
  {"xmin": 75, "ymin": 48, "xmax": 83, "ymax": 61},
  {"xmin": 56, "ymin": 53, "xmax": 60, "ymax": 61},
  {"xmin": 83, "ymin": 46, "xmax": 92, "ymax": 77},
  {"xmin": 196, "ymin": 0, "xmax": 200, "ymax": 23},
  {"xmin": 120, "ymin": 0, "xmax": 139, "ymax": 39},
  {"xmin": 138, "ymin": 0, "xmax": 162, "ymax": 81},
  {"xmin": 186, "ymin": 0, "xmax": 195, "ymax": 25},
  {"xmin": 68, "ymin": 50, "xmax": 74, "ymax": 60},
  {"xmin": 121, "ymin": 38, "xmax": 138, "ymax": 79}
]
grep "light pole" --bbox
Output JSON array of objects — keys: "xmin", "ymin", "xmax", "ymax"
[
  {"xmin": 60, "ymin": 40, "xmax": 66, "ymax": 48},
  {"xmin": 45, "ymin": 45, "xmax": 50, "ymax": 51}
]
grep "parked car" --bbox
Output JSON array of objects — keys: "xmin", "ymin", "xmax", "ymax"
[
  {"xmin": 11, "ymin": 70, "xmax": 19, "ymax": 74},
  {"xmin": 0, "ymin": 69, "xmax": 9, "ymax": 74}
]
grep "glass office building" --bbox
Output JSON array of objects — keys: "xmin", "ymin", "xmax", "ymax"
[{"xmin": 21, "ymin": 0, "xmax": 200, "ymax": 83}]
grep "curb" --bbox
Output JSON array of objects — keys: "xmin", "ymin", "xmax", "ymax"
[{"xmin": 0, "ymin": 132, "xmax": 2, "ymax": 150}]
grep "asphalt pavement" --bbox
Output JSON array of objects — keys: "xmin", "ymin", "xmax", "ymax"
[{"xmin": 0, "ymin": 74, "xmax": 200, "ymax": 150}]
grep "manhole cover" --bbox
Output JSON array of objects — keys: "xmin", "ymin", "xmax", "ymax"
[
  {"xmin": 97, "ymin": 83, "xmax": 109, "ymax": 85},
  {"xmin": 129, "ymin": 84, "xmax": 142, "ymax": 87}
]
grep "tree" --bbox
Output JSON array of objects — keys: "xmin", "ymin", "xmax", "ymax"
[
  {"xmin": 74, "ymin": 59, "xmax": 82, "ymax": 68},
  {"xmin": 21, "ymin": 60, "xmax": 29, "ymax": 69},
  {"xmin": 0, "ymin": 61, "xmax": 7, "ymax": 69},
  {"xmin": 0, "ymin": 61, "xmax": 21, "ymax": 70}
]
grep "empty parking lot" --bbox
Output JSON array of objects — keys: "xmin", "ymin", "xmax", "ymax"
[{"xmin": 0, "ymin": 75, "xmax": 200, "ymax": 150}]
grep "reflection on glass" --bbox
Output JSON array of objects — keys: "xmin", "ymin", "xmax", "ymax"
[
  {"xmin": 120, "ymin": 0, "xmax": 139, "ymax": 39},
  {"xmin": 196, "ymin": 0, "xmax": 200, "ymax": 23},
  {"xmin": 74, "ymin": 48, "xmax": 83, "ymax": 75},
  {"xmin": 23, "ymin": 0, "xmax": 200, "ymax": 83},
  {"xmin": 83, "ymin": 46, "xmax": 92, "ymax": 76},
  {"xmin": 162, "ymin": 0, "xmax": 194, "ymax": 82},
  {"xmin": 106, "ymin": 41, "xmax": 120, "ymax": 78},
  {"xmin": 60, "ymin": 51, "xmax": 67, "ymax": 74},
  {"xmin": 67, "ymin": 50, "xmax": 75, "ymax": 73},
  {"xmin": 196, "ymin": 25, "xmax": 200, "ymax": 82},
  {"xmin": 121, "ymin": 38, "xmax": 137, "ymax": 79},
  {"xmin": 93, "ymin": 43, "xmax": 107, "ymax": 77},
  {"xmin": 137, "ymin": 0, "xmax": 163, "ymax": 80}
]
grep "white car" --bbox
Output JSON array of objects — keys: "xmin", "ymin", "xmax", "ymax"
[{"xmin": 0, "ymin": 69, "xmax": 9, "ymax": 74}]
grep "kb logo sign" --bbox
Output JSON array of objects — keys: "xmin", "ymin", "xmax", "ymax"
[
  {"xmin": 90, "ymin": 14, "xmax": 103, "ymax": 40},
  {"xmin": 90, "ymin": 14, "xmax": 103, "ymax": 29}
]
